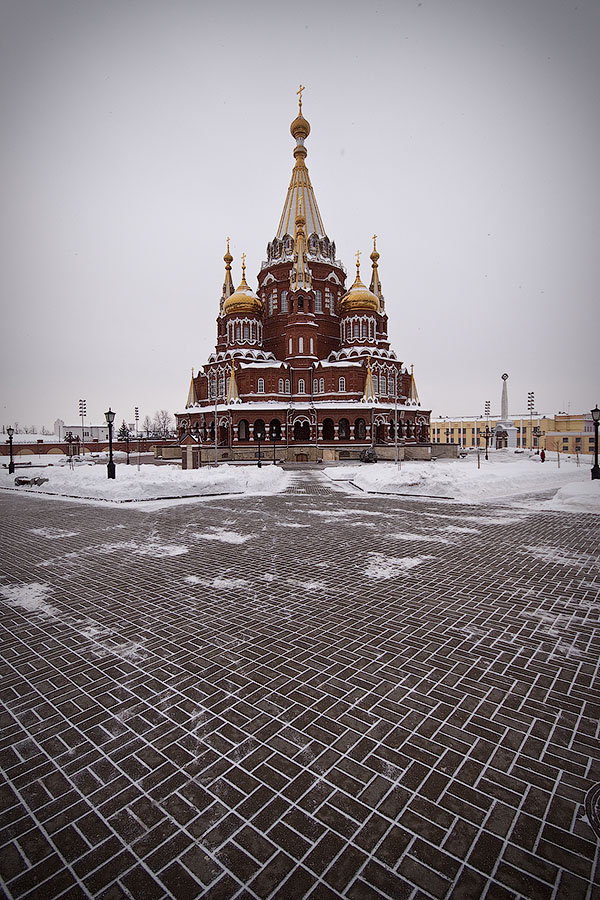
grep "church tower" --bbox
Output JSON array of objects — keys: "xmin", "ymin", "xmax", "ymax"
[{"xmin": 178, "ymin": 91, "xmax": 431, "ymax": 461}]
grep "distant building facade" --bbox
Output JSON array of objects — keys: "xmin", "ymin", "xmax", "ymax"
[
  {"xmin": 54, "ymin": 419, "xmax": 110, "ymax": 442},
  {"xmin": 175, "ymin": 97, "xmax": 430, "ymax": 464},
  {"xmin": 431, "ymin": 412, "xmax": 595, "ymax": 454}
]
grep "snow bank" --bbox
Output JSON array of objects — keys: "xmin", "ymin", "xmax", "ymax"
[
  {"xmin": 329, "ymin": 451, "xmax": 598, "ymax": 510},
  {"xmin": 538, "ymin": 480, "xmax": 600, "ymax": 514},
  {"xmin": 0, "ymin": 462, "xmax": 289, "ymax": 503}
]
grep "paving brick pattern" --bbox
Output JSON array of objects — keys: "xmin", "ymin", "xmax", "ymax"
[{"xmin": 0, "ymin": 472, "xmax": 599, "ymax": 900}]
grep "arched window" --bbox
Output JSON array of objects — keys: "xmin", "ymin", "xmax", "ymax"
[
  {"xmin": 257, "ymin": 378, "xmax": 265, "ymax": 393},
  {"xmin": 243, "ymin": 323, "xmax": 249, "ymax": 340},
  {"xmin": 323, "ymin": 418, "xmax": 335, "ymax": 440},
  {"xmin": 310, "ymin": 337, "xmax": 314, "ymax": 354},
  {"xmin": 281, "ymin": 291, "xmax": 288, "ymax": 313},
  {"xmin": 339, "ymin": 418, "xmax": 349, "ymax": 439},
  {"xmin": 313, "ymin": 379, "xmax": 319, "ymax": 394},
  {"xmin": 373, "ymin": 374, "xmax": 379, "ymax": 395},
  {"xmin": 388, "ymin": 375, "xmax": 395, "ymax": 396},
  {"xmin": 298, "ymin": 296, "xmax": 304, "ymax": 310},
  {"xmin": 298, "ymin": 378, "xmax": 305, "ymax": 393},
  {"xmin": 238, "ymin": 419, "xmax": 249, "ymax": 441},
  {"xmin": 353, "ymin": 322, "xmax": 359, "ymax": 338},
  {"xmin": 362, "ymin": 321, "xmax": 368, "ymax": 338},
  {"xmin": 298, "ymin": 336, "xmax": 304, "ymax": 353},
  {"xmin": 254, "ymin": 419, "xmax": 266, "ymax": 440},
  {"xmin": 218, "ymin": 375, "xmax": 225, "ymax": 398},
  {"xmin": 339, "ymin": 376, "xmax": 346, "ymax": 392},
  {"xmin": 288, "ymin": 338, "xmax": 293, "ymax": 355},
  {"xmin": 319, "ymin": 378, "xmax": 324, "ymax": 393},
  {"xmin": 268, "ymin": 293, "xmax": 275, "ymax": 315},
  {"xmin": 285, "ymin": 379, "xmax": 291, "ymax": 393},
  {"xmin": 315, "ymin": 290, "xmax": 322, "ymax": 313},
  {"xmin": 235, "ymin": 322, "xmax": 241, "ymax": 341},
  {"xmin": 278, "ymin": 378, "xmax": 284, "ymax": 393},
  {"xmin": 355, "ymin": 418, "xmax": 366, "ymax": 440}
]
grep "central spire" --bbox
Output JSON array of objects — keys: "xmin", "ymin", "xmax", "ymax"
[{"xmin": 275, "ymin": 87, "xmax": 326, "ymax": 243}]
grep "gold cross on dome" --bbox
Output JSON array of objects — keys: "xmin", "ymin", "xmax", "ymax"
[
  {"xmin": 297, "ymin": 84, "xmax": 305, "ymax": 109},
  {"xmin": 241, "ymin": 252, "xmax": 246, "ymax": 275},
  {"xmin": 355, "ymin": 249, "xmax": 361, "ymax": 270},
  {"xmin": 372, "ymin": 234, "xmax": 377, "ymax": 247}
]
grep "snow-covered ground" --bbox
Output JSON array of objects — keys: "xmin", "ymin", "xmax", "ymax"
[
  {"xmin": 0, "ymin": 459, "xmax": 289, "ymax": 505},
  {"xmin": 328, "ymin": 450, "xmax": 600, "ymax": 513}
]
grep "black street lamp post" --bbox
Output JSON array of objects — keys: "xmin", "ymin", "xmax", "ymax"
[
  {"xmin": 125, "ymin": 429, "xmax": 130, "ymax": 465},
  {"xmin": 270, "ymin": 426, "xmax": 279, "ymax": 465},
  {"xmin": 105, "ymin": 408, "xmax": 116, "ymax": 479},
  {"xmin": 7, "ymin": 426, "xmax": 15, "ymax": 474},
  {"xmin": 592, "ymin": 405, "xmax": 600, "ymax": 480},
  {"xmin": 481, "ymin": 425, "xmax": 493, "ymax": 461},
  {"xmin": 256, "ymin": 426, "xmax": 263, "ymax": 468}
]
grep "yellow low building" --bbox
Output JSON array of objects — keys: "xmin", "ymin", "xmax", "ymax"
[{"xmin": 430, "ymin": 412, "xmax": 596, "ymax": 455}]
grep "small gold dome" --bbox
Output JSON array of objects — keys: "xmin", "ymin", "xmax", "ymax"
[
  {"xmin": 291, "ymin": 112, "xmax": 310, "ymax": 141},
  {"xmin": 223, "ymin": 271, "xmax": 263, "ymax": 317},
  {"xmin": 340, "ymin": 274, "xmax": 380, "ymax": 315}
]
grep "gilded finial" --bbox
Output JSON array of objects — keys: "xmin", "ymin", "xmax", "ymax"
[
  {"xmin": 355, "ymin": 249, "xmax": 361, "ymax": 276},
  {"xmin": 241, "ymin": 252, "xmax": 246, "ymax": 278},
  {"xmin": 372, "ymin": 234, "xmax": 377, "ymax": 248},
  {"xmin": 297, "ymin": 83, "xmax": 305, "ymax": 112},
  {"xmin": 224, "ymin": 236, "xmax": 233, "ymax": 264}
]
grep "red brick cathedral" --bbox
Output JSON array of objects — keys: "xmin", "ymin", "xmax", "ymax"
[{"xmin": 176, "ymin": 95, "xmax": 430, "ymax": 464}]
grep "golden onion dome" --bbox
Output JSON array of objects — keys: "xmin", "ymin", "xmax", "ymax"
[
  {"xmin": 340, "ymin": 256, "xmax": 380, "ymax": 314},
  {"xmin": 290, "ymin": 112, "xmax": 310, "ymax": 141},
  {"xmin": 223, "ymin": 263, "xmax": 263, "ymax": 317}
]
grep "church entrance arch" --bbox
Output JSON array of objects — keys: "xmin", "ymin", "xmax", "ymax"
[
  {"xmin": 269, "ymin": 419, "xmax": 282, "ymax": 441},
  {"xmin": 354, "ymin": 418, "xmax": 366, "ymax": 440},
  {"xmin": 322, "ymin": 418, "xmax": 334, "ymax": 441},
  {"xmin": 293, "ymin": 419, "xmax": 310, "ymax": 441},
  {"xmin": 338, "ymin": 418, "xmax": 350, "ymax": 440}
]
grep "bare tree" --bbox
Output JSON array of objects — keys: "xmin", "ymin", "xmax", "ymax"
[
  {"xmin": 153, "ymin": 410, "xmax": 173, "ymax": 438},
  {"xmin": 142, "ymin": 414, "xmax": 153, "ymax": 438}
]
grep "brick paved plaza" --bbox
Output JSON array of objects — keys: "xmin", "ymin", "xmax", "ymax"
[{"xmin": 1, "ymin": 471, "xmax": 599, "ymax": 899}]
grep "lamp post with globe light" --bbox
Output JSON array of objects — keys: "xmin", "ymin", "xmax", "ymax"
[
  {"xmin": 105, "ymin": 409, "xmax": 116, "ymax": 479},
  {"xmin": 591, "ymin": 405, "xmax": 600, "ymax": 480},
  {"xmin": 6, "ymin": 426, "xmax": 15, "ymax": 474}
]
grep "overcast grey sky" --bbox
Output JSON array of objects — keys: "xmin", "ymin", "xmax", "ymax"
[{"xmin": 1, "ymin": 0, "xmax": 598, "ymax": 430}]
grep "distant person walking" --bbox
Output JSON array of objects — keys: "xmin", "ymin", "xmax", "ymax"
[{"xmin": 540, "ymin": 449, "xmax": 546, "ymax": 462}]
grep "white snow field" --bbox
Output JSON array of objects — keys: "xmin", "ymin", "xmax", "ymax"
[
  {"xmin": 0, "ymin": 460, "xmax": 289, "ymax": 504},
  {"xmin": 330, "ymin": 450, "xmax": 600, "ymax": 513}
]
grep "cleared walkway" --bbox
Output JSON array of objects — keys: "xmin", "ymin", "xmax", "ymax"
[{"xmin": 0, "ymin": 483, "xmax": 599, "ymax": 899}]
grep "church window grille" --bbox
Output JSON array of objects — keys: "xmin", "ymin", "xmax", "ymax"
[
  {"xmin": 268, "ymin": 293, "xmax": 275, "ymax": 315},
  {"xmin": 370, "ymin": 320, "xmax": 375, "ymax": 339},
  {"xmin": 243, "ymin": 323, "xmax": 249, "ymax": 340},
  {"xmin": 298, "ymin": 337, "xmax": 304, "ymax": 353},
  {"xmin": 238, "ymin": 419, "xmax": 249, "ymax": 440},
  {"xmin": 298, "ymin": 378, "xmax": 305, "ymax": 393},
  {"xmin": 319, "ymin": 378, "xmax": 324, "ymax": 393},
  {"xmin": 313, "ymin": 379, "xmax": 318, "ymax": 394},
  {"xmin": 339, "ymin": 376, "xmax": 346, "ymax": 392},
  {"xmin": 285, "ymin": 378, "xmax": 290, "ymax": 393},
  {"xmin": 218, "ymin": 375, "xmax": 225, "ymax": 398},
  {"xmin": 388, "ymin": 375, "xmax": 394, "ymax": 396},
  {"xmin": 353, "ymin": 322, "xmax": 359, "ymax": 338},
  {"xmin": 281, "ymin": 291, "xmax": 288, "ymax": 312},
  {"xmin": 373, "ymin": 374, "xmax": 379, "ymax": 395},
  {"xmin": 288, "ymin": 337, "xmax": 293, "ymax": 354},
  {"xmin": 235, "ymin": 323, "xmax": 241, "ymax": 341},
  {"xmin": 362, "ymin": 321, "xmax": 368, "ymax": 338},
  {"xmin": 310, "ymin": 337, "xmax": 314, "ymax": 354},
  {"xmin": 278, "ymin": 378, "xmax": 284, "ymax": 393},
  {"xmin": 257, "ymin": 378, "xmax": 265, "ymax": 393},
  {"xmin": 315, "ymin": 290, "xmax": 322, "ymax": 313}
]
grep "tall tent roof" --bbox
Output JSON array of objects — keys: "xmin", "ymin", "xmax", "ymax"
[{"xmin": 275, "ymin": 91, "xmax": 326, "ymax": 241}]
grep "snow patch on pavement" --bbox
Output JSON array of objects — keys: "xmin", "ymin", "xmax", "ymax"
[
  {"xmin": 95, "ymin": 540, "xmax": 189, "ymax": 558},
  {"xmin": 0, "ymin": 582, "xmax": 58, "ymax": 616},
  {"xmin": 364, "ymin": 553, "xmax": 435, "ymax": 579},
  {"xmin": 193, "ymin": 527, "xmax": 253, "ymax": 545},
  {"xmin": 522, "ymin": 545, "xmax": 597, "ymax": 567},
  {"xmin": 30, "ymin": 527, "xmax": 79, "ymax": 539},
  {"xmin": 392, "ymin": 532, "xmax": 451, "ymax": 544}
]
